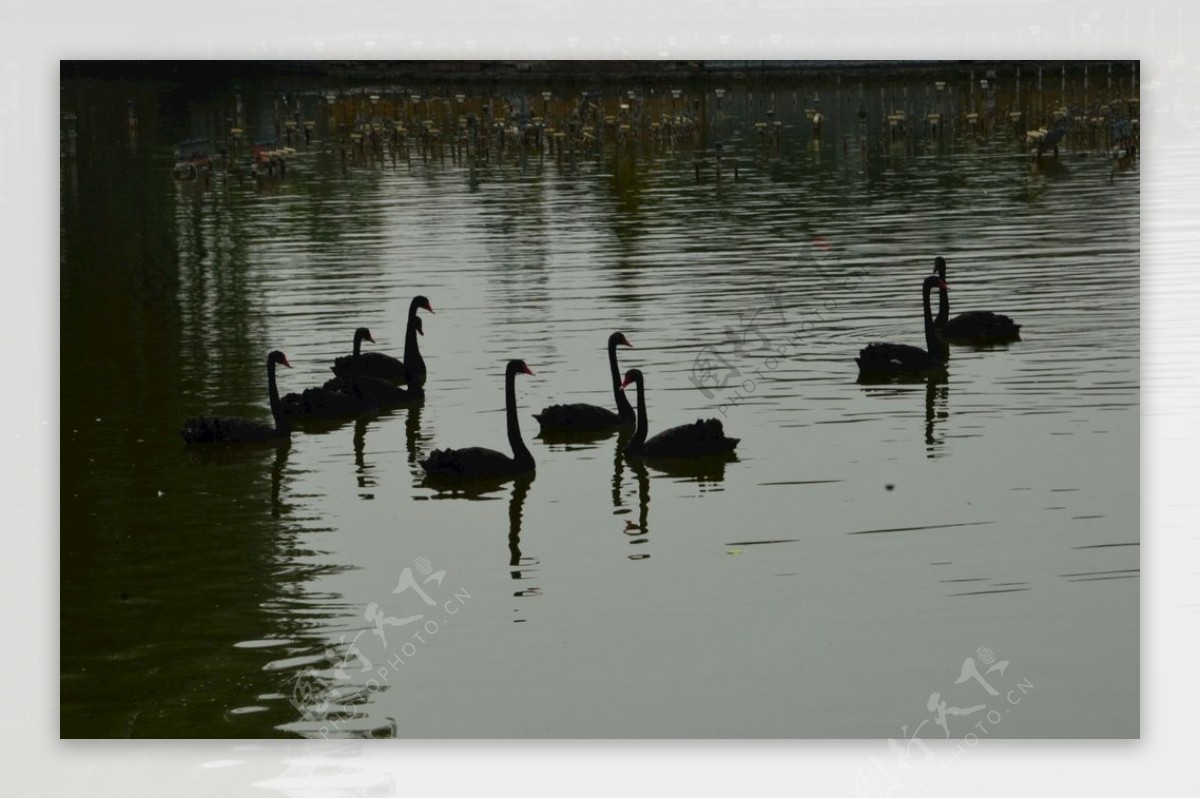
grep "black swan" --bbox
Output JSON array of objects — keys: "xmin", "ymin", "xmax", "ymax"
[
  {"xmin": 534, "ymin": 331, "xmax": 634, "ymax": 432},
  {"xmin": 181, "ymin": 350, "xmax": 293, "ymax": 444},
  {"xmin": 419, "ymin": 360, "xmax": 535, "ymax": 479},
  {"xmin": 856, "ymin": 274, "xmax": 950, "ymax": 376},
  {"xmin": 325, "ymin": 319, "xmax": 425, "ymax": 409},
  {"xmin": 321, "ymin": 324, "xmax": 379, "ymax": 393},
  {"xmin": 932, "ymin": 256, "xmax": 1021, "ymax": 343},
  {"xmin": 281, "ymin": 328, "xmax": 379, "ymax": 421},
  {"xmin": 619, "ymin": 368, "xmax": 739, "ymax": 458},
  {"xmin": 331, "ymin": 295, "xmax": 433, "ymax": 386}
]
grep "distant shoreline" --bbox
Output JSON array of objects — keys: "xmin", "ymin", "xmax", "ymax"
[{"xmin": 61, "ymin": 59, "xmax": 1128, "ymax": 87}]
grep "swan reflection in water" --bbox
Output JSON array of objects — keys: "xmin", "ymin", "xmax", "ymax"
[
  {"xmin": 925, "ymin": 376, "xmax": 949, "ymax": 456},
  {"xmin": 507, "ymin": 473, "xmax": 538, "ymax": 591},
  {"xmin": 182, "ymin": 428, "xmax": 294, "ymax": 517},
  {"xmin": 612, "ymin": 437, "xmax": 652, "ymax": 558},
  {"xmin": 271, "ymin": 440, "xmax": 290, "ymax": 517},
  {"xmin": 611, "ymin": 428, "xmax": 734, "ymax": 559},
  {"xmin": 352, "ymin": 417, "xmax": 373, "ymax": 495},
  {"xmin": 636, "ymin": 453, "xmax": 736, "ymax": 482},
  {"xmin": 403, "ymin": 396, "xmax": 427, "ymax": 467},
  {"xmin": 355, "ymin": 398, "xmax": 426, "ymax": 497},
  {"xmin": 418, "ymin": 468, "xmax": 541, "ymax": 602},
  {"xmin": 857, "ymin": 374, "xmax": 950, "ymax": 458}
]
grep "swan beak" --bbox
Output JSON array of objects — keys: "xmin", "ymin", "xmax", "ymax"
[
  {"xmin": 281, "ymin": 357, "xmax": 292, "ymax": 368},
  {"xmin": 522, "ymin": 365, "xmax": 535, "ymax": 375},
  {"xmin": 939, "ymin": 280, "xmax": 949, "ymax": 290},
  {"xmin": 621, "ymin": 338, "xmax": 633, "ymax": 348},
  {"xmin": 426, "ymin": 304, "xmax": 435, "ymax": 314},
  {"xmin": 620, "ymin": 376, "xmax": 633, "ymax": 390}
]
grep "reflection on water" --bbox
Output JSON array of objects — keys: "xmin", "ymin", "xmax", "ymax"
[
  {"xmin": 639, "ymin": 452, "xmax": 736, "ymax": 484},
  {"xmin": 352, "ymin": 417, "xmax": 371, "ymax": 494},
  {"xmin": 612, "ymin": 436, "xmax": 652, "ymax": 558},
  {"xmin": 858, "ymin": 375, "xmax": 951, "ymax": 459},
  {"xmin": 271, "ymin": 441, "xmax": 290, "ymax": 516},
  {"xmin": 925, "ymin": 377, "xmax": 949, "ymax": 456},
  {"xmin": 61, "ymin": 64, "xmax": 1138, "ymax": 738},
  {"xmin": 404, "ymin": 399, "xmax": 427, "ymax": 467},
  {"xmin": 507, "ymin": 475, "xmax": 539, "ymax": 604}
]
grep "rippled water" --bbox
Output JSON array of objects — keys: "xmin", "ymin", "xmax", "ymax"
[{"xmin": 61, "ymin": 66, "xmax": 1138, "ymax": 738}]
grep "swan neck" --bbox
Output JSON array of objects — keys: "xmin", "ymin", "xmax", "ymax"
[
  {"xmin": 610, "ymin": 341, "xmax": 633, "ymax": 419},
  {"xmin": 403, "ymin": 311, "xmax": 423, "ymax": 381},
  {"xmin": 506, "ymin": 369, "xmax": 533, "ymax": 467},
  {"xmin": 353, "ymin": 334, "xmax": 365, "ymax": 375},
  {"xmin": 934, "ymin": 284, "xmax": 949, "ymax": 328},
  {"xmin": 628, "ymin": 376, "xmax": 648, "ymax": 453},
  {"xmin": 922, "ymin": 283, "xmax": 940, "ymax": 358},
  {"xmin": 268, "ymin": 358, "xmax": 290, "ymax": 433}
]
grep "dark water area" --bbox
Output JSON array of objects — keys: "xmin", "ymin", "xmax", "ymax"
[{"xmin": 60, "ymin": 62, "xmax": 1138, "ymax": 738}]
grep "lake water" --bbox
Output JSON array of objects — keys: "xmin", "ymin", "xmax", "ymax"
[{"xmin": 60, "ymin": 64, "xmax": 1139, "ymax": 739}]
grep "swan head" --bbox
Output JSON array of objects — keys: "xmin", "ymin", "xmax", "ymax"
[
  {"xmin": 354, "ymin": 327, "xmax": 375, "ymax": 345},
  {"xmin": 620, "ymin": 368, "xmax": 644, "ymax": 390},
  {"xmin": 268, "ymin": 350, "xmax": 292, "ymax": 369},
  {"xmin": 508, "ymin": 359, "xmax": 534, "ymax": 377},
  {"xmin": 933, "ymin": 256, "xmax": 947, "ymax": 279},
  {"xmin": 609, "ymin": 331, "xmax": 633, "ymax": 349},
  {"xmin": 924, "ymin": 274, "xmax": 948, "ymax": 292},
  {"xmin": 413, "ymin": 295, "xmax": 434, "ymax": 314}
]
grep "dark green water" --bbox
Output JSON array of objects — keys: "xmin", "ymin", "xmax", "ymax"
[{"xmin": 60, "ymin": 65, "xmax": 1139, "ymax": 739}]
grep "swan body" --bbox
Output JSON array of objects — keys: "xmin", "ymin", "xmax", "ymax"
[
  {"xmin": 421, "ymin": 446, "xmax": 524, "ymax": 478},
  {"xmin": 181, "ymin": 350, "xmax": 293, "ymax": 444},
  {"xmin": 939, "ymin": 310, "xmax": 1021, "ymax": 342},
  {"xmin": 332, "ymin": 351, "xmax": 407, "ymax": 382},
  {"xmin": 280, "ymin": 384, "xmax": 375, "ymax": 420},
  {"xmin": 534, "ymin": 332, "xmax": 634, "ymax": 432},
  {"xmin": 856, "ymin": 342, "xmax": 944, "ymax": 374},
  {"xmin": 535, "ymin": 403, "xmax": 626, "ymax": 430},
  {"xmin": 420, "ymin": 360, "xmax": 535, "ymax": 479},
  {"xmin": 620, "ymin": 368, "xmax": 739, "ymax": 458}
]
